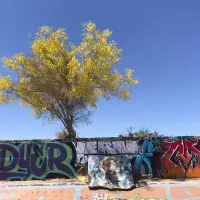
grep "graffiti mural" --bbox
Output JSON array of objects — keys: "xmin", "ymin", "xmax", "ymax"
[
  {"xmin": 159, "ymin": 137, "xmax": 200, "ymax": 178},
  {"xmin": 74, "ymin": 140, "xmax": 139, "ymax": 165},
  {"xmin": 0, "ymin": 141, "xmax": 76, "ymax": 180},
  {"xmin": 0, "ymin": 139, "xmax": 155, "ymax": 181},
  {"xmin": 2, "ymin": 136, "xmax": 200, "ymax": 181},
  {"xmin": 74, "ymin": 139, "xmax": 153, "ymax": 177},
  {"xmin": 88, "ymin": 155, "xmax": 134, "ymax": 189}
]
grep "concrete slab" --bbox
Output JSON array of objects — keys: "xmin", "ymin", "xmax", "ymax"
[{"xmin": 0, "ymin": 179, "xmax": 200, "ymax": 199}]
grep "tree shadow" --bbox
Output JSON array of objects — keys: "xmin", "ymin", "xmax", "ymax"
[
  {"xmin": 134, "ymin": 175, "xmax": 152, "ymax": 191},
  {"xmin": 88, "ymin": 185, "xmax": 136, "ymax": 191}
]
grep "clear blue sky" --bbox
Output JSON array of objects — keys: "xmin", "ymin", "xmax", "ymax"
[{"xmin": 0, "ymin": 0, "xmax": 200, "ymax": 139}]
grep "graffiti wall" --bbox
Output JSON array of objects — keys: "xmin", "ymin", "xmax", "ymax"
[
  {"xmin": 159, "ymin": 137, "xmax": 200, "ymax": 178},
  {"xmin": 1, "ymin": 136, "xmax": 200, "ymax": 182},
  {"xmin": 74, "ymin": 139, "xmax": 153, "ymax": 177},
  {"xmin": 0, "ymin": 141, "xmax": 76, "ymax": 181}
]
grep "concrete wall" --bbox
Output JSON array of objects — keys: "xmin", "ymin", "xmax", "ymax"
[
  {"xmin": 0, "ymin": 136, "xmax": 200, "ymax": 180},
  {"xmin": 1, "ymin": 181, "xmax": 200, "ymax": 200}
]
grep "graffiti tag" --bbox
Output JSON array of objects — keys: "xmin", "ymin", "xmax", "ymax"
[{"xmin": 0, "ymin": 142, "xmax": 76, "ymax": 180}]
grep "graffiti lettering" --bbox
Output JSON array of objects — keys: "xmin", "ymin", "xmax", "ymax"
[
  {"xmin": 164, "ymin": 140, "xmax": 200, "ymax": 166},
  {"xmin": 75, "ymin": 141, "xmax": 139, "ymax": 165},
  {"xmin": 160, "ymin": 138, "xmax": 200, "ymax": 178},
  {"xmin": 0, "ymin": 142, "xmax": 76, "ymax": 180},
  {"xmin": 75, "ymin": 141, "xmax": 138, "ymax": 155}
]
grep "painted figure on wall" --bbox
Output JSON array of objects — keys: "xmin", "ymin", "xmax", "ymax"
[{"xmin": 132, "ymin": 140, "xmax": 153, "ymax": 177}]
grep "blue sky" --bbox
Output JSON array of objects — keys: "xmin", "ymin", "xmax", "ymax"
[{"xmin": 0, "ymin": 0, "xmax": 200, "ymax": 139}]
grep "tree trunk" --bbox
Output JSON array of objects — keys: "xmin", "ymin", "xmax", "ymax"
[{"xmin": 65, "ymin": 120, "xmax": 76, "ymax": 138}]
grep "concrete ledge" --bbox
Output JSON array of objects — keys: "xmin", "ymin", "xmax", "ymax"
[{"xmin": 0, "ymin": 179, "xmax": 200, "ymax": 199}]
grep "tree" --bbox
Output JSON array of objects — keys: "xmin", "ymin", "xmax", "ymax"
[
  {"xmin": 0, "ymin": 22, "xmax": 138, "ymax": 137},
  {"xmin": 119, "ymin": 127, "xmax": 163, "ymax": 138},
  {"xmin": 56, "ymin": 130, "xmax": 78, "ymax": 139},
  {"xmin": 56, "ymin": 130, "xmax": 69, "ymax": 139}
]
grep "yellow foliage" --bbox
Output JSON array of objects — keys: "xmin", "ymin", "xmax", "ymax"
[
  {"xmin": 0, "ymin": 92, "xmax": 6, "ymax": 102},
  {"xmin": 0, "ymin": 21, "xmax": 138, "ymax": 123},
  {"xmin": 77, "ymin": 176, "xmax": 88, "ymax": 183},
  {"xmin": 0, "ymin": 76, "xmax": 12, "ymax": 90},
  {"xmin": 40, "ymin": 26, "xmax": 52, "ymax": 35}
]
